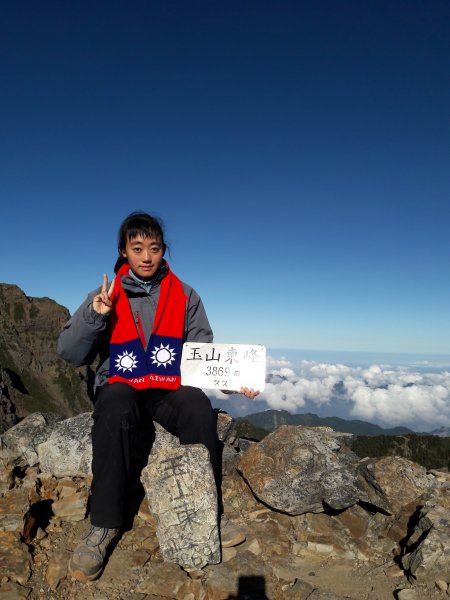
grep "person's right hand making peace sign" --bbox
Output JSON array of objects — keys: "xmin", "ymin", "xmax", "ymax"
[{"xmin": 92, "ymin": 274, "xmax": 115, "ymax": 315}]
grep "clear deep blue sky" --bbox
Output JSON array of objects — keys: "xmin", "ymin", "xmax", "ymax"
[{"xmin": 1, "ymin": 0, "xmax": 449, "ymax": 354}]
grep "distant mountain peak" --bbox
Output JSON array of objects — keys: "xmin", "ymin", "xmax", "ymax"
[{"xmin": 430, "ymin": 426, "xmax": 450, "ymax": 437}]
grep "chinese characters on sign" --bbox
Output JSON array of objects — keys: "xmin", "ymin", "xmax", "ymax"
[{"xmin": 181, "ymin": 343, "xmax": 266, "ymax": 391}]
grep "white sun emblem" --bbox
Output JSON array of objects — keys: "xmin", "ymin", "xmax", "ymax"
[
  {"xmin": 151, "ymin": 343, "xmax": 177, "ymax": 368},
  {"xmin": 115, "ymin": 350, "xmax": 139, "ymax": 372}
]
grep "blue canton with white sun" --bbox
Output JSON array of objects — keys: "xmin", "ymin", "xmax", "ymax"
[
  {"xmin": 147, "ymin": 335, "xmax": 183, "ymax": 375},
  {"xmin": 110, "ymin": 336, "xmax": 183, "ymax": 378}
]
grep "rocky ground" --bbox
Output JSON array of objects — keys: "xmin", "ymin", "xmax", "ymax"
[
  {"xmin": 1, "ymin": 412, "xmax": 450, "ymax": 599},
  {"xmin": 0, "ymin": 491, "xmax": 445, "ymax": 600}
]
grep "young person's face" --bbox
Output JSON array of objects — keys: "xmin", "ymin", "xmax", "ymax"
[{"xmin": 121, "ymin": 235, "xmax": 164, "ymax": 279}]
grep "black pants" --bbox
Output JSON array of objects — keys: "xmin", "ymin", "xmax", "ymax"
[{"xmin": 90, "ymin": 382, "xmax": 221, "ymax": 528}]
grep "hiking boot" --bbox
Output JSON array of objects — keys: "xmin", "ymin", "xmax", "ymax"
[
  {"xmin": 220, "ymin": 514, "xmax": 246, "ymax": 548},
  {"xmin": 68, "ymin": 526, "xmax": 119, "ymax": 581}
]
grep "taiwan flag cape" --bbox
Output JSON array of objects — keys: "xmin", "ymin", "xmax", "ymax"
[{"xmin": 108, "ymin": 263, "xmax": 187, "ymax": 390}]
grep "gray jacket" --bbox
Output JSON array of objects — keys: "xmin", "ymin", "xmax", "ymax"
[{"xmin": 57, "ymin": 262, "xmax": 213, "ymax": 392}]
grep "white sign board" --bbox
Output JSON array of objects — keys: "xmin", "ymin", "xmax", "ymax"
[{"xmin": 181, "ymin": 343, "xmax": 266, "ymax": 392}]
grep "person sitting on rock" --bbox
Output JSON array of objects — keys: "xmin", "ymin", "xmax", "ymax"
[{"xmin": 57, "ymin": 211, "xmax": 259, "ymax": 582}]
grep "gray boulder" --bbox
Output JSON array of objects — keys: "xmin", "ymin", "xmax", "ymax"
[
  {"xmin": 366, "ymin": 456, "xmax": 435, "ymax": 514},
  {"xmin": 1, "ymin": 412, "xmax": 63, "ymax": 466},
  {"xmin": 152, "ymin": 421, "xmax": 180, "ymax": 450},
  {"xmin": 37, "ymin": 412, "xmax": 93, "ymax": 477},
  {"xmin": 141, "ymin": 443, "xmax": 220, "ymax": 569},
  {"xmin": 402, "ymin": 481, "xmax": 450, "ymax": 580},
  {"xmin": 238, "ymin": 425, "xmax": 368, "ymax": 515},
  {"xmin": 405, "ymin": 505, "xmax": 450, "ymax": 580}
]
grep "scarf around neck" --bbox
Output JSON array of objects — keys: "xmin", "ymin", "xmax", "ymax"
[{"xmin": 108, "ymin": 262, "xmax": 187, "ymax": 390}]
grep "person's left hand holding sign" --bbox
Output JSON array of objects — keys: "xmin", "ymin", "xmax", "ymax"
[
  {"xmin": 222, "ymin": 387, "xmax": 260, "ymax": 400},
  {"xmin": 240, "ymin": 387, "xmax": 259, "ymax": 399},
  {"xmin": 92, "ymin": 274, "xmax": 115, "ymax": 315}
]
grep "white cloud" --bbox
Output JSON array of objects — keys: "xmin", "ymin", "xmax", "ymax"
[
  {"xmin": 307, "ymin": 362, "xmax": 354, "ymax": 378},
  {"xmin": 259, "ymin": 356, "xmax": 450, "ymax": 429},
  {"xmin": 263, "ymin": 376, "xmax": 342, "ymax": 411},
  {"xmin": 266, "ymin": 356, "xmax": 293, "ymax": 369},
  {"xmin": 270, "ymin": 367, "xmax": 296, "ymax": 378},
  {"xmin": 201, "ymin": 354, "xmax": 450, "ymax": 429},
  {"xmin": 349, "ymin": 383, "xmax": 450, "ymax": 427}
]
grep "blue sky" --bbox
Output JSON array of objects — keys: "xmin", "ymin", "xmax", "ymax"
[{"xmin": 1, "ymin": 0, "xmax": 449, "ymax": 355}]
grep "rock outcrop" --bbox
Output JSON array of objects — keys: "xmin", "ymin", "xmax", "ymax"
[
  {"xmin": 0, "ymin": 413, "xmax": 449, "ymax": 599},
  {"xmin": 0, "ymin": 367, "xmax": 19, "ymax": 432},
  {"xmin": 142, "ymin": 444, "xmax": 221, "ymax": 569},
  {"xmin": 38, "ymin": 413, "xmax": 93, "ymax": 477},
  {"xmin": 238, "ymin": 425, "xmax": 370, "ymax": 514},
  {"xmin": 401, "ymin": 472, "xmax": 450, "ymax": 581},
  {"xmin": 2, "ymin": 412, "xmax": 63, "ymax": 467},
  {"xmin": 0, "ymin": 284, "xmax": 92, "ymax": 431}
]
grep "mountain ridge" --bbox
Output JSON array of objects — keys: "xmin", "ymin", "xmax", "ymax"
[
  {"xmin": 238, "ymin": 408, "xmax": 415, "ymax": 437},
  {"xmin": 0, "ymin": 283, "xmax": 92, "ymax": 432}
]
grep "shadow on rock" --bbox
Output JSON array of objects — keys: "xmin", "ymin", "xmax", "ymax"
[{"xmin": 227, "ymin": 575, "xmax": 269, "ymax": 600}]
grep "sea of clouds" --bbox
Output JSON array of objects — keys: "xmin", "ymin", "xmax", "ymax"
[{"xmin": 210, "ymin": 354, "xmax": 450, "ymax": 431}]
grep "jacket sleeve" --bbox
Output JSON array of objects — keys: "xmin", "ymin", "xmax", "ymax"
[
  {"xmin": 185, "ymin": 287, "xmax": 214, "ymax": 343},
  {"xmin": 57, "ymin": 288, "xmax": 110, "ymax": 367}
]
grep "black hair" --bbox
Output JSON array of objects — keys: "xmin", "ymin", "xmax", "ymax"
[{"xmin": 114, "ymin": 211, "xmax": 168, "ymax": 273}]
